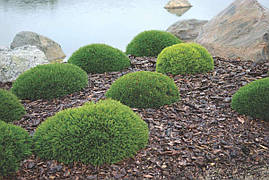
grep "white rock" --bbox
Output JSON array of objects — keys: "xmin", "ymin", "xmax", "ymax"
[{"xmin": 0, "ymin": 45, "xmax": 49, "ymax": 82}]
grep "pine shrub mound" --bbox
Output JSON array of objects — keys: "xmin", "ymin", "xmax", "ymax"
[
  {"xmin": 156, "ymin": 43, "xmax": 214, "ymax": 75},
  {"xmin": 68, "ymin": 44, "xmax": 130, "ymax": 74},
  {"xmin": 11, "ymin": 63, "xmax": 88, "ymax": 100},
  {"xmin": 0, "ymin": 89, "xmax": 26, "ymax": 123},
  {"xmin": 106, "ymin": 71, "xmax": 180, "ymax": 108},
  {"xmin": 126, "ymin": 30, "xmax": 182, "ymax": 57},
  {"xmin": 33, "ymin": 99, "xmax": 149, "ymax": 166},
  {"xmin": 231, "ymin": 77, "xmax": 269, "ymax": 121},
  {"xmin": 0, "ymin": 121, "xmax": 32, "ymax": 177}
]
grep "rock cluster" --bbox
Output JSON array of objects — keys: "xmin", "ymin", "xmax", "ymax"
[
  {"xmin": 0, "ymin": 31, "xmax": 65, "ymax": 82},
  {"xmin": 167, "ymin": 0, "xmax": 269, "ymax": 63}
]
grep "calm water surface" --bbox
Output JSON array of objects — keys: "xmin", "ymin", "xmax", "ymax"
[{"xmin": 0, "ymin": 0, "xmax": 268, "ymax": 57}]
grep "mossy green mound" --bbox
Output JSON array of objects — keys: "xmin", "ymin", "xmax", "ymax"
[
  {"xmin": 106, "ymin": 71, "xmax": 180, "ymax": 108},
  {"xmin": 11, "ymin": 63, "xmax": 88, "ymax": 100},
  {"xmin": 0, "ymin": 89, "xmax": 25, "ymax": 123},
  {"xmin": 126, "ymin": 30, "xmax": 182, "ymax": 57},
  {"xmin": 231, "ymin": 77, "xmax": 269, "ymax": 121},
  {"xmin": 68, "ymin": 44, "xmax": 130, "ymax": 74},
  {"xmin": 33, "ymin": 99, "xmax": 149, "ymax": 166},
  {"xmin": 0, "ymin": 121, "xmax": 32, "ymax": 177},
  {"xmin": 156, "ymin": 43, "xmax": 214, "ymax": 75}
]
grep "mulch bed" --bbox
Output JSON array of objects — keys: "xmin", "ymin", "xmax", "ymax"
[{"xmin": 1, "ymin": 57, "xmax": 269, "ymax": 180}]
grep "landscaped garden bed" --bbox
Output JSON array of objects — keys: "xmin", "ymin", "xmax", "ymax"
[{"xmin": 1, "ymin": 56, "xmax": 268, "ymax": 179}]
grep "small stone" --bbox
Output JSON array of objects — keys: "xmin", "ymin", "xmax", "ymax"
[
  {"xmin": 224, "ymin": 97, "xmax": 231, "ymax": 103},
  {"xmin": 28, "ymin": 162, "xmax": 35, "ymax": 169},
  {"xmin": 87, "ymin": 175, "xmax": 97, "ymax": 179}
]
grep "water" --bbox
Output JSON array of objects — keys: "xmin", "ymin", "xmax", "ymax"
[{"xmin": 0, "ymin": 0, "xmax": 268, "ymax": 57}]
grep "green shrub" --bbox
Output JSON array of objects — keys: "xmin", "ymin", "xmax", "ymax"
[
  {"xmin": 231, "ymin": 77, "xmax": 269, "ymax": 121},
  {"xmin": 0, "ymin": 121, "xmax": 32, "ymax": 177},
  {"xmin": 156, "ymin": 43, "xmax": 214, "ymax": 75},
  {"xmin": 126, "ymin": 30, "xmax": 182, "ymax": 57},
  {"xmin": 33, "ymin": 99, "xmax": 149, "ymax": 166},
  {"xmin": 106, "ymin": 71, "xmax": 180, "ymax": 108},
  {"xmin": 11, "ymin": 63, "xmax": 88, "ymax": 100},
  {"xmin": 0, "ymin": 89, "xmax": 26, "ymax": 123},
  {"xmin": 68, "ymin": 44, "xmax": 130, "ymax": 74}
]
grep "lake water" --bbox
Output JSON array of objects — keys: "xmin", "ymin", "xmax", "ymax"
[{"xmin": 0, "ymin": 0, "xmax": 268, "ymax": 57}]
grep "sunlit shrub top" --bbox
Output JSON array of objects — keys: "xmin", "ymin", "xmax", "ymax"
[{"xmin": 156, "ymin": 43, "xmax": 214, "ymax": 75}]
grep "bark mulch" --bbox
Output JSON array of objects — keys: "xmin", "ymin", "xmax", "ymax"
[{"xmin": 1, "ymin": 57, "xmax": 269, "ymax": 180}]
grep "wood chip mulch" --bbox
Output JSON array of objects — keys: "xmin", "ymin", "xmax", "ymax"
[{"xmin": 1, "ymin": 57, "xmax": 269, "ymax": 180}]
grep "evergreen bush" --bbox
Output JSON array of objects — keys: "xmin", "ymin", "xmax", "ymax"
[
  {"xmin": 126, "ymin": 30, "xmax": 182, "ymax": 57},
  {"xmin": 231, "ymin": 77, "xmax": 269, "ymax": 121},
  {"xmin": 106, "ymin": 71, "xmax": 180, "ymax": 108},
  {"xmin": 156, "ymin": 43, "xmax": 214, "ymax": 75},
  {"xmin": 33, "ymin": 99, "xmax": 149, "ymax": 166},
  {"xmin": 11, "ymin": 63, "xmax": 88, "ymax": 100},
  {"xmin": 0, "ymin": 121, "xmax": 32, "ymax": 177},
  {"xmin": 68, "ymin": 44, "xmax": 130, "ymax": 74},
  {"xmin": 0, "ymin": 89, "xmax": 26, "ymax": 123}
]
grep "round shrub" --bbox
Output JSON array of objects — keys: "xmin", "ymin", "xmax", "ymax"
[
  {"xmin": 68, "ymin": 44, "xmax": 130, "ymax": 74},
  {"xmin": 106, "ymin": 71, "xmax": 180, "ymax": 108},
  {"xmin": 156, "ymin": 43, "xmax": 214, "ymax": 75},
  {"xmin": 11, "ymin": 63, "xmax": 88, "ymax": 100},
  {"xmin": 33, "ymin": 99, "xmax": 149, "ymax": 166},
  {"xmin": 0, "ymin": 121, "xmax": 32, "ymax": 177},
  {"xmin": 126, "ymin": 30, "xmax": 182, "ymax": 57},
  {"xmin": 231, "ymin": 77, "xmax": 269, "ymax": 121},
  {"xmin": 0, "ymin": 89, "xmax": 26, "ymax": 123}
]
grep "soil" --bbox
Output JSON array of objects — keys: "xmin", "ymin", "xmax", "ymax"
[{"xmin": 1, "ymin": 56, "xmax": 269, "ymax": 180}]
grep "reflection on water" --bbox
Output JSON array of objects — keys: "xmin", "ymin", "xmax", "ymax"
[
  {"xmin": 165, "ymin": 7, "xmax": 191, "ymax": 17},
  {"xmin": 1, "ymin": 0, "xmax": 58, "ymax": 11}
]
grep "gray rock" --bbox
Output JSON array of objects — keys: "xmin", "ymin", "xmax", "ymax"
[
  {"xmin": 10, "ymin": 31, "xmax": 66, "ymax": 62},
  {"xmin": 195, "ymin": 0, "xmax": 269, "ymax": 63},
  {"xmin": 167, "ymin": 19, "xmax": 208, "ymax": 42},
  {"xmin": 164, "ymin": 0, "xmax": 192, "ymax": 9},
  {"xmin": 0, "ymin": 45, "xmax": 49, "ymax": 82}
]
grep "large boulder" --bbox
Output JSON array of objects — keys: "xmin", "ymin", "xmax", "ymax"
[
  {"xmin": 10, "ymin": 31, "xmax": 66, "ymax": 62},
  {"xmin": 164, "ymin": 0, "xmax": 192, "ymax": 9},
  {"xmin": 0, "ymin": 45, "xmax": 49, "ymax": 82},
  {"xmin": 167, "ymin": 19, "xmax": 208, "ymax": 42},
  {"xmin": 195, "ymin": 0, "xmax": 269, "ymax": 63}
]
